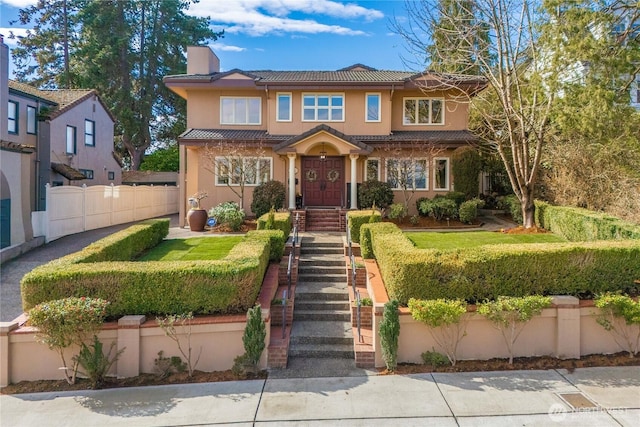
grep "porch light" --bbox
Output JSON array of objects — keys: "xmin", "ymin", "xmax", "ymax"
[{"xmin": 320, "ymin": 142, "xmax": 327, "ymax": 161}]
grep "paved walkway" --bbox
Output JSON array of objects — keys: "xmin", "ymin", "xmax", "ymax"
[{"xmin": 1, "ymin": 366, "xmax": 638, "ymax": 426}]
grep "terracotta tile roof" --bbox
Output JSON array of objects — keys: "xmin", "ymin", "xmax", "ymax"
[
  {"xmin": 0, "ymin": 140, "xmax": 36, "ymax": 154},
  {"xmin": 179, "ymin": 128, "xmax": 478, "ymax": 147}
]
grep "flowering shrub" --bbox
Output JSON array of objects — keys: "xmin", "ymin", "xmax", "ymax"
[
  {"xmin": 28, "ymin": 297, "xmax": 109, "ymax": 384},
  {"xmin": 209, "ymin": 201, "xmax": 245, "ymax": 231}
]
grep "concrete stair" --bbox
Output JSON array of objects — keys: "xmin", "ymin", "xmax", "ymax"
[
  {"xmin": 287, "ymin": 234, "xmax": 354, "ymax": 367},
  {"xmin": 305, "ymin": 209, "xmax": 342, "ymax": 232}
]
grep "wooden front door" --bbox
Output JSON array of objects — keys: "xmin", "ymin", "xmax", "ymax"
[{"xmin": 302, "ymin": 156, "xmax": 344, "ymax": 207}]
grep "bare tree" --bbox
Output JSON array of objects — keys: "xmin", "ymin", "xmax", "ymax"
[
  {"xmin": 393, "ymin": 0, "xmax": 558, "ymax": 228},
  {"xmin": 201, "ymin": 141, "xmax": 267, "ymax": 210}
]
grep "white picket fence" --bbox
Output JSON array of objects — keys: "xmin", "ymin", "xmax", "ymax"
[{"xmin": 32, "ymin": 184, "xmax": 179, "ymax": 242}]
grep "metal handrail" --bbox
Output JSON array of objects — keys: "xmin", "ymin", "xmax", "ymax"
[
  {"xmin": 281, "ymin": 289, "xmax": 288, "ymax": 339},
  {"xmin": 350, "ymin": 253, "xmax": 356, "ymax": 299},
  {"xmin": 356, "ymin": 290, "xmax": 362, "ymax": 343},
  {"xmin": 287, "ymin": 250, "xmax": 294, "ymax": 295}
]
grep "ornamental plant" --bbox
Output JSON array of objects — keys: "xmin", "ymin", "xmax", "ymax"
[
  {"xmin": 358, "ymin": 180, "xmax": 394, "ymax": 209},
  {"xmin": 594, "ymin": 293, "xmax": 640, "ymax": 357},
  {"xmin": 156, "ymin": 312, "xmax": 201, "ymax": 377},
  {"xmin": 243, "ymin": 304, "xmax": 266, "ymax": 372},
  {"xmin": 251, "ymin": 180, "xmax": 286, "ymax": 218},
  {"xmin": 408, "ymin": 298, "xmax": 468, "ymax": 366},
  {"xmin": 28, "ymin": 297, "xmax": 109, "ymax": 384},
  {"xmin": 419, "ymin": 197, "xmax": 458, "ymax": 221},
  {"xmin": 477, "ymin": 296, "xmax": 552, "ymax": 364},
  {"xmin": 74, "ymin": 335, "xmax": 125, "ymax": 389},
  {"xmin": 379, "ymin": 300, "xmax": 400, "ymax": 372},
  {"xmin": 209, "ymin": 201, "xmax": 245, "ymax": 231}
]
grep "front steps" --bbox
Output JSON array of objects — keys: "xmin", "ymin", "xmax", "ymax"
[
  {"xmin": 276, "ymin": 233, "xmax": 360, "ymax": 377},
  {"xmin": 305, "ymin": 209, "xmax": 342, "ymax": 232}
]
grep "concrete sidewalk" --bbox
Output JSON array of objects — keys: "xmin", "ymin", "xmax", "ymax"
[{"xmin": 1, "ymin": 366, "xmax": 638, "ymax": 426}]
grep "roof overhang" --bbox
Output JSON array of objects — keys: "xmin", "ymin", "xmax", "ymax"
[
  {"xmin": 51, "ymin": 163, "xmax": 87, "ymax": 180},
  {"xmin": 273, "ymin": 124, "xmax": 373, "ymax": 155}
]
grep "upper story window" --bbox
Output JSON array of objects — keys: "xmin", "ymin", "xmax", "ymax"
[
  {"xmin": 220, "ymin": 97, "xmax": 261, "ymax": 125},
  {"xmin": 386, "ymin": 158, "xmax": 428, "ymax": 190},
  {"xmin": 403, "ymin": 98, "xmax": 444, "ymax": 125},
  {"xmin": 215, "ymin": 157, "xmax": 272, "ymax": 186},
  {"xmin": 433, "ymin": 158, "xmax": 450, "ymax": 191},
  {"xmin": 303, "ymin": 94, "xmax": 344, "ymax": 122},
  {"xmin": 365, "ymin": 158, "xmax": 380, "ymax": 181},
  {"xmin": 8, "ymin": 101, "xmax": 18, "ymax": 134},
  {"xmin": 85, "ymin": 119, "xmax": 95, "ymax": 146},
  {"xmin": 366, "ymin": 93, "xmax": 381, "ymax": 122},
  {"xmin": 277, "ymin": 93, "xmax": 292, "ymax": 121},
  {"xmin": 79, "ymin": 169, "xmax": 94, "ymax": 179},
  {"xmin": 27, "ymin": 106, "xmax": 37, "ymax": 134},
  {"xmin": 66, "ymin": 125, "xmax": 77, "ymax": 154}
]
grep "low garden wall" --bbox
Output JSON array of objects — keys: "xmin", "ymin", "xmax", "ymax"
[{"xmin": 364, "ymin": 259, "xmax": 632, "ymax": 368}]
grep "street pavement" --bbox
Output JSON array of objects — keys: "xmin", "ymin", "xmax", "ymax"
[{"xmin": 1, "ymin": 366, "xmax": 638, "ymax": 426}]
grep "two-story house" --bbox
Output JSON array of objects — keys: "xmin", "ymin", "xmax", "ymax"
[
  {"xmin": 164, "ymin": 46, "xmax": 486, "ymax": 226},
  {"xmin": 1, "ymin": 35, "xmax": 121, "ymax": 253}
]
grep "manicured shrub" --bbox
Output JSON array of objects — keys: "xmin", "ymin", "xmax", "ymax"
[
  {"xmin": 209, "ymin": 201, "xmax": 245, "ymax": 231},
  {"xmin": 594, "ymin": 293, "xmax": 640, "ymax": 357},
  {"xmin": 246, "ymin": 229, "xmax": 285, "ymax": 261},
  {"xmin": 458, "ymin": 198, "xmax": 485, "ymax": 224},
  {"xmin": 358, "ymin": 180, "xmax": 394, "ymax": 209},
  {"xmin": 451, "ymin": 147, "xmax": 482, "ymax": 199},
  {"xmin": 368, "ymin": 223, "xmax": 640, "ymax": 304},
  {"xmin": 535, "ymin": 201, "xmax": 640, "ymax": 241},
  {"xmin": 360, "ymin": 222, "xmax": 404, "ymax": 259},
  {"xmin": 477, "ymin": 296, "xmax": 552, "ymax": 364},
  {"xmin": 347, "ymin": 210, "xmax": 381, "ymax": 244},
  {"xmin": 243, "ymin": 304, "xmax": 266, "ymax": 372},
  {"xmin": 379, "ymin": 300, "xmax": 400, "ymax": 372},
  {"xmin": 419, "ymin": 197, "xmax": 458, "ymax": 220},
  {"xmin": 22, "ymin": 231, "xmax": 272, "ymax": 317},
  {"xmin": 257, "ymin": 211, "xmax": 291, "ymax": 237},
  {"xmin": 444, "ymin": 191, "xmax": 467, "ymax": 208},
  {"xmin": 251, "ymin": 181, "xmax": 286, "ymax": 218},
  {"xmin": 388, "ymin": 203, "xmax": 408, "ymax": 221},
  {"xmin": 415, "ymin": 197, "xmax": 429, "ymax": 217},
  {"xmin": 409, "ymin": 298, "xmax": 468, "ymax": 366},
  {"xmin": 28, "ymin": 297, "xmax": 109, "ymax": 384}
]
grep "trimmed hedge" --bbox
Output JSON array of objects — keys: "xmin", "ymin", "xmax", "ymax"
[
  {"xmin": 256, "ymin": 211, "xmax": 291, "ymax": 237},
  {"xmin": 535, "ymin": 201, "xmax": 640, "ymax": 241},
  {"xmin": 366, "ymin": 222, "xmax": 640, "ymax": 305},
  {"xmin": 347, "ymin": 210, "xmax": 382, "ymax": 244},
  {"xmin": 360, "ymin": 222, "xmax": 401, "ymax": 259},
  {"xmin": 246, "ymin": 229, "xmax": 285, "ymax": 261},
  {"xmin": 21, "ymin": 224, "xmax": 273, "ymax": 317}
]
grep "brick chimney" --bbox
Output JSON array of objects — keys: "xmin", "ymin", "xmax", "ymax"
[{"xmin": 186, "ymin": 46, "xmax": 220, "ymax": 75}]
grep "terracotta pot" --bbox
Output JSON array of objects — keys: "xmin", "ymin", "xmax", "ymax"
[{"xmin": 187, "ymin": 209, "xmax": 207, "ymax": 231}]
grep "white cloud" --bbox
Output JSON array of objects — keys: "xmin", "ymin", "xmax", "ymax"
[
  {"xmin": 2, "ymin": 0, "xmax": 37, "ymax": 7},
  {"xmin": 187, "ymin": 0, "xmax": 382, "ymax": 37},
  {"xmin": 209, "ymin": 42, "xmax": 246, "ymax": 52},
  {"xmin": 0, "ymin": 28, "xmax": 31, "ymax": 45}
]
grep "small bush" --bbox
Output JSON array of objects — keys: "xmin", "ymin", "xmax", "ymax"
[
  {"xmin": 347, "ymin": 210, "xmax": 381, "ymax": 244},
  {"xmin": 379, "ymin": 300, "xmax": 400, "ymax": 372},
  {"xmin": 445, "ymin": 191, "xmax": 467, "ymax": 208},
  {"xmin": 408, "ymin": 298, "xmax": 468, "ymax": 366},
  {"xmin": 359, "ymin": 180, "xmax": 394, "ymax": 209},
  {"xmin": 410, "ymin": 215, "xmax": 420, "ymax": 226},
  {"xmin": 502, "ymin": 195, "xmax": 522, "ymax": 224},
  {"xmin": 388, "ymin": 203, "xmax": 408, "ymax": 221},
  {"xmin": 209, "ymin": 201, "xmax": 245, "ymax": 231},
  {"xmin": 243, "ymin": 304, "xmax": 266, "ymax": 372},
  {"xmin": 156, "ymin": 312, "xmax": 201, "ymax": 377},
  {"xmin": 421, "ymin": 349, "xmax": 450, "ymax": 367},
  {"xmin": 257, "ymin": 211, "xmax": 291, "ymax": 237},
  {"xmin": 415, "ymin": 197, "xmax": 430, "ymax": 216},
  {"xmin": 419, "ymin": 197, "xmax": 458, "ymax": 221},
  {"xmin": 74, "ymin": 336, "xmax": 124, "ymax": 389},
  {"xmin": 154, "ymin": 351, "xmax": 186, "ymax": 378},
  {"xmin": 594, "ymin": 293, "xmax": 640, "ymax": 357},
  {"xmin": 458, "ymin": 198, "xmax": 485, "ymax": 224},
  {"xmin": 251, "ymin": 181, "xmax": 286, "ymax": 218},
  {"xmin": 28, "ymin": 297, "xmax": 109, "ymax": 384}
]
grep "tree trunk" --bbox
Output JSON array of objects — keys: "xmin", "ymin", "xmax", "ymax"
[{"xmin": 521, "ymin": 190, "xmax": 536, "ymax": 229}]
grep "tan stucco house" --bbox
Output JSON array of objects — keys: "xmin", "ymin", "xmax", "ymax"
[
  {"xmin": 164, "ymin": 46, "xmax": 486, "ymax": 226},
  {"xmin": 1, "ymin": 35, "xmax": 120, "ymax": 252}
]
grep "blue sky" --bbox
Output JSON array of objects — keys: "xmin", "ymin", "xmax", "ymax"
[{"xmin": 1, "ymin": 0, "xmax": 421, "ymax": 78}]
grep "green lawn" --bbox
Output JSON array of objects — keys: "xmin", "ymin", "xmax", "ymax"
[
  {"xmin": 138, "ymin": 237, "xmax": 244, "ymax": 261},
  {"xmin": 406, "ymin": 231, "xmax": 566, "ymax": 250}
]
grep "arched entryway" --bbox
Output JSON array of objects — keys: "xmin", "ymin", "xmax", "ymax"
[{"xmin": 301, "ymin": 156, "xmax": 344, "ymax": 207}]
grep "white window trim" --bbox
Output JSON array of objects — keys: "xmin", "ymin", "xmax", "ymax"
[
  {"xmin": 301, "ymin": 93, "xmax": 345, "ymax": 122},
  {"xmin": 365, "ymin": 93, "xmax": 381, "ymax": 122},
  {"xmin": 433, "ymin": 157, "xmax": 450, "ymax": 191},
  {"xmin": 276, "ymin": 92, "xmax": 292, "ymax": 122},
  {"xmin": 364, "ymin": 158, "xmax": 381, "ymax": 181},
  {"xmin": 402, "ymin": 97, "xmax": 445, "ymax": 126},
  {"xmin": 385, "ymin": 158, "xmax": 429, "ymax": 190},
  {"xmin": 66, "ymin": 125, "xmax": 76, "ymax": 154},
  {"xmin": 220, "ymin": 96, "xmax": 262, "ymax": 125},
  {"xmin": 84, "ymin": 119, "xmax": 95, "ymax": 146},
  {"xmin": 8, "ymin": 100, "xmax": 18, "ymax": 134},
  {"xmin": 214, "ymin": 156, "xmax": 273, "ymax": 187}
]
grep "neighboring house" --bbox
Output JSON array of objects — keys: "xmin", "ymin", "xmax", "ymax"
[
  {"xmin": 1, "ymin": 35, "xmax": 120, "ymax": 252},
  {"xmin": 164, "ymin": 46, "xmax": 486, "ymax": 224}
]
